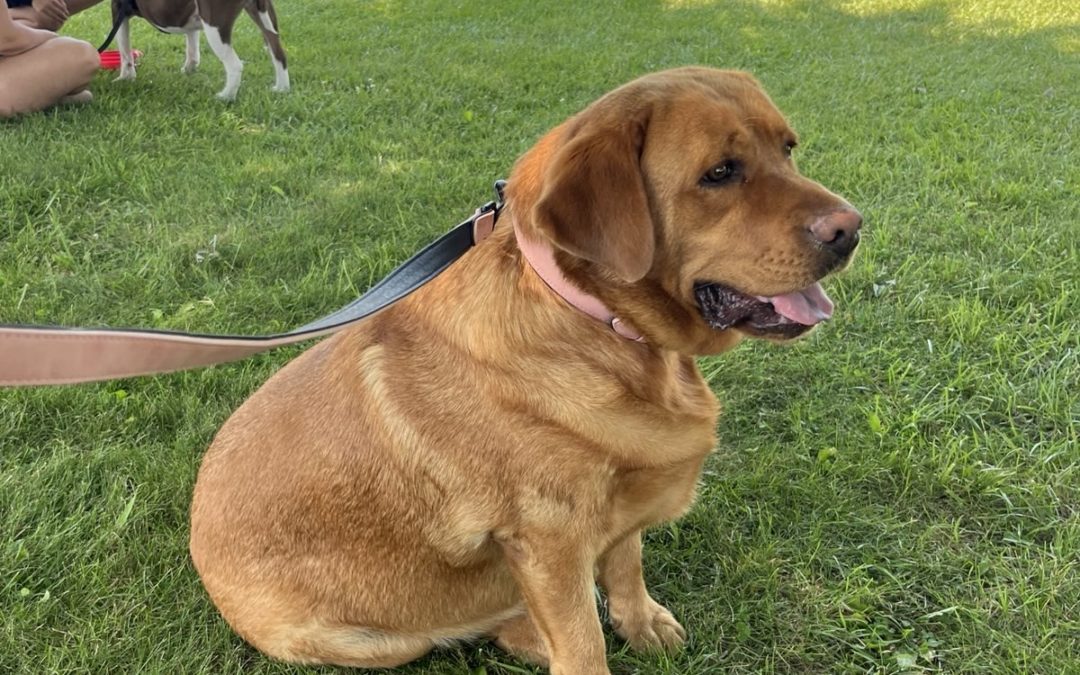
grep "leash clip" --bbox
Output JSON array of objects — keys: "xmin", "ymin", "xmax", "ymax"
[{"xmin": 471, "ymin": 179, "xmax": 507, "ymax": 245}]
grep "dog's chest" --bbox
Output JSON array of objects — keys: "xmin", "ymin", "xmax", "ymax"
[
  {"xmin": 598, "ymin": 374, "xmax": 718, "ymax": 534},
  {"xmin": 606, "ymin": 452, "xmax": 710, "ymax": 536}
]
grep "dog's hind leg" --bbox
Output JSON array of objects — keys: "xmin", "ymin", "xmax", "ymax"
[
  {"xmin": 182, "ymin": 29, "xmax": 200, "ymax": 74},
  {"xmin": 245, "ymin": 0, "xmax": 289, "ymax": 92},
  {"xmin": 249, "ymin": 618, "xmax": 435, "ymax": 668},
  {"xmin": 201, "ymin": 4, "xmax": 244, "ymax": 100},
  {"xmin": 115, "ymin": 18, "xmax": 136, "ymax": 81},
  {"xmin": 492, "ymin": 611, "xmax": 550, "ymax": 667}
]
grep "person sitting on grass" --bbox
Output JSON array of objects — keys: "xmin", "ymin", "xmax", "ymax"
[
  {"xmin": 0, "ymin": 2, "xmax": 98, "ymax": 117},
  {"xmin": 6, "ymin": 0, "xmax": 103, "ymax": 31}
]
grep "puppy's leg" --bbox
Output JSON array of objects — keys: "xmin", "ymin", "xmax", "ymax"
[
  {"xmin": 201, "ymin": 7, "xmax": 243, "ymax": 100},
  {"xmin": 497, "ymin": 534, "xmax": 609, "ymax": 675},
  {"xmin": 598, "ymin": 530, "xmax": 686, "ymax": 652},
  {"xmin": 244, "ymin": 1, "xmax": 288, "ymax": 92},
  {"xmin": 181, "ymin": 28, "xmax": 200, "ymax": 74},
  {"xmin": 115, "ymin": 18, "xmax": 136, "ymax": 81}
]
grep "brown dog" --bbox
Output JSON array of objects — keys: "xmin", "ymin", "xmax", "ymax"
[{"xmin": 190, "ymin": 67, "xmax": 861, "ymax": 674}]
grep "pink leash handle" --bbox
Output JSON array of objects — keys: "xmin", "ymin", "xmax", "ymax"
[{"xmin": 0, "ymin": 327, "xmax": 333, "ymax": 387}]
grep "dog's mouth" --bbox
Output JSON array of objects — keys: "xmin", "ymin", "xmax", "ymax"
[{"xmin": 694, "ymin": 281, "xmax": 835, "ymax": 339}]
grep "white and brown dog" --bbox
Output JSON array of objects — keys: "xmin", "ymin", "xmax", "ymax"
[{"xmin": 105, "ymin": 0, "xmax": 288, "ymax": 100}]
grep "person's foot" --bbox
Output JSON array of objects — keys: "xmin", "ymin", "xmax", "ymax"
[{"xmin": 58, "ymin": 89, "xmax": 93, "ymax": 105}]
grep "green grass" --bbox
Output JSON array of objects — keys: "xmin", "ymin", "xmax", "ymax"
[{"xmin": 2, "ymin": 0, "xmax": 1078, "ymax": 672}]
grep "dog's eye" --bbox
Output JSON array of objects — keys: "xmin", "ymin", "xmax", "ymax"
[
  {"xmin": 700, "ymin": 160, "xmax": 741, "ymax": 186},
  {"xmin": 784, "ymin": 140, "xmax": 797, "ymax": 157}
]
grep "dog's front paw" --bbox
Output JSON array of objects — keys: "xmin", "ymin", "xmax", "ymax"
[
  {"xmin": 181, "ymin": 60, "xmax": 199, "ymax": 74},
  {"xmin": 609, "ymin": 598, "xmax": 687, "ymax": 652},
  {"xmin": 114, "ymin": 67, "xmax": 136, "ymax": 82}
]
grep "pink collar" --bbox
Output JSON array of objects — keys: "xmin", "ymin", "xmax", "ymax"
[{"xmin": 514, "ymin": 220, "xmax": 645, "ymax": 342}]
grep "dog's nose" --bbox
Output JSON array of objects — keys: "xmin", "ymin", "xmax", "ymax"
[{"xmin": 809, "ymin": 208, "xmax": 862, "ymax": 257}]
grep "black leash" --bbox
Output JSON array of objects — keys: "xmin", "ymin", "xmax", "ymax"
[
  {"xmin": 97, "ymin": 0, "xmax": 138, "ymax": 52},
  {"xmin": 0, "ymin": 181, "xmax": 506, "ymax": 387},
  {"xmin": 291, "ymin": 182, "xmax": 504, "ymax": 335}
]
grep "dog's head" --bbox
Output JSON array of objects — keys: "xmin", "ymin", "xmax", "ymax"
[{"xmin": 511, "ymin": 67, "xmax": 861, "ymax": 355}]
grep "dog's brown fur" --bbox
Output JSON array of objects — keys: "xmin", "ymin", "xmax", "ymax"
[{"xmin": 190, "ymin": 67, "xmax": 858, "ymax": 674}]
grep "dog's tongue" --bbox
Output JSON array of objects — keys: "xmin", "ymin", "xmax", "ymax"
[{"xmin": 758, "ymin": 283, "xmax": 834, "ymax": 326}]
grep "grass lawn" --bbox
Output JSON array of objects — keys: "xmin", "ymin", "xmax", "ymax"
[{"xmin": 2, "ymin": 0, "xmax": 1078, "ymax": 672}]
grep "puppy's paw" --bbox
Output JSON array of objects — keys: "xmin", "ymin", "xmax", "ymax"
[
  {"xmin": 216, "ymin": 89, "xmax": 237, "ymax": 102},
  {"xmin": 181, "ymin": 60, "xmax": 199, "ymax": 74},
  {"xmin": 610, "ymin": 598, "xmax": 687, "ymax": 652},
  {"xmin": 114, "ymin": 67, "xmax": 136, "ymax": 82}
]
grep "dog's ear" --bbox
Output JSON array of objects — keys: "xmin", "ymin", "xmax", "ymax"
[{"xmin": 533, "ymin": 117, "xmax": 654, "ymax": 283}]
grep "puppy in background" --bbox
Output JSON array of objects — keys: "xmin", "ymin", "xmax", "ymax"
[{"xmin": 104, "ymin": 0, "xmax": 287, "ymax": 100}]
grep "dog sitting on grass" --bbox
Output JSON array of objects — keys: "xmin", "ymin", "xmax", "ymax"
[{"xmin": 190, "ymin": 67, "xmax": 861, "ymax": 673}]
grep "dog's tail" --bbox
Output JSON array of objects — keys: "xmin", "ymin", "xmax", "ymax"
[{"xmin": 97, "ymin": 0, "xmax": 139, "ymax": 52}]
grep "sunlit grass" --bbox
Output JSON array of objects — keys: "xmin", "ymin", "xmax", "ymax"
[{"xmin": 2, "ymin": 0, "xmax": 1077, "ymax": 673}]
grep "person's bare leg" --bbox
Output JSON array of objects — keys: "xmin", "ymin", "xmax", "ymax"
[
  {"xmin": 7, "ymin": 6, "xmax": 53, "ymax": 30},
  {"xmin": 0, "ymin": 36, "xmax": 98, "ymax": 117}
]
